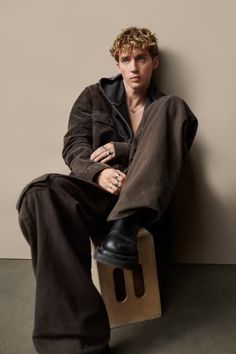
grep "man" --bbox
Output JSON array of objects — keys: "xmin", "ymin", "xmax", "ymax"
[{"xmin": 17, "ymin": 27, "xmax": 198, "ymax": 354}]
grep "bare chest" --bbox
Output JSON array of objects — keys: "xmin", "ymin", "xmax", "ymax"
[{"xmin": 128, "ymin": 107, "xmax": 144, "ymax": 134}]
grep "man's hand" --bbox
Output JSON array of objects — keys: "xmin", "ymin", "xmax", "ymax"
[
  {"xmin": 96, "ymin": 168, "xmax": 126, "ymax": 195},
  {"xmin": 90, "ymin": 143, "xmax": 115, "ymax": 163}
]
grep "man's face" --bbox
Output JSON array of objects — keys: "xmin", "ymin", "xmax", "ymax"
[{"xmin": 117, "ymin": 48, "xmax": 159, "ymax": 92}]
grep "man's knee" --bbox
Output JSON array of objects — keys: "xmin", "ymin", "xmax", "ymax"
[
  {"xmin": 16, "ymin": 173, "xmax": 52, "ymax": 212},
  {"xmin": 16, "ymin": 173, "xmax": 74, "ymax": 215},
  {"xmin": 16, "ymin": 175, "xmax": 51, "ymax": 245}
]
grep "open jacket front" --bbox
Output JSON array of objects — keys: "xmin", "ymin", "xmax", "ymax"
[{"xmin": 63, "ymin": 74, "xmax": 165, "ymax": 181}]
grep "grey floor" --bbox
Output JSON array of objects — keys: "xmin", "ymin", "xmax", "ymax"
[{"xmin": 0, "ymin": 260, "xmax": 236, "ymax": 354}]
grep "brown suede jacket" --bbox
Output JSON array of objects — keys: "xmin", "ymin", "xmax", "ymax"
[{"xmin": 62, "ymin": 74, "xmax": 197, "ymax": 182}]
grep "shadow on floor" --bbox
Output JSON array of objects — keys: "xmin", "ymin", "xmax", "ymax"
[{"xmin": 0, "ymin": 260, "xmax": 236, "ymax": 354}]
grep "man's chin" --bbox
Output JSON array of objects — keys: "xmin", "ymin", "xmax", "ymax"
[{"xmin": 128, "ymin": 82, "xmax": 143, "ymax": 90}]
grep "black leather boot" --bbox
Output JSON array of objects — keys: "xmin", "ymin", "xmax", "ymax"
[{"xmin": 94, "ymin": 215, "xmax": 139, "ymax": 269}]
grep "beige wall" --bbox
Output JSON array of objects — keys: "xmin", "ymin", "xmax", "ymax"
[{"xmin": 1, "ymin": 0, "xmax": 235, "ymax": 263}]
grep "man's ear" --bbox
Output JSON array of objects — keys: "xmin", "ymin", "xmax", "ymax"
[
  {"xmin": 116, "ymin": 61, "xmax": 121, "ymax": 73},
  {"xmin": 153, "ymin": 56, "xmax": 159, "ymax": 70}
]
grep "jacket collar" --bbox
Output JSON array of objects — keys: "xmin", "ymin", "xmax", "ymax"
[{"xmin": 99, "ymin": 74, "xmax": 164, "ymax": 106}]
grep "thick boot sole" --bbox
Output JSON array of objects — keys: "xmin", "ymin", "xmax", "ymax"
[{"xmin": 94, "ymin": 247, "xmax": 138, "ymax": 270}]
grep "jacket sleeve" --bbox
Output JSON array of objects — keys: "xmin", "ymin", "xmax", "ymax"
[
  {"xmin": 112, "ymin": 141, "xmax": 131, "ymax": 166},
  {"xmin": 62, "ymin": 87, "xmax": 110, "ymax": 181}
]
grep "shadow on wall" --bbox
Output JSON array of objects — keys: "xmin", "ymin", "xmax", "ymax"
[
  {"xmin": 153, "ymin": 49, "xmax": 190, "ymax": 98},
  {"xmin": 153, "ymin": 49, "xmax": 235, "ymax": 264},
  {"xmin": 169, "ymin": 142, "xmax": 236, "ymax": 264},
  {"xmin": 168, "ymin": 146, "xmax": 204, "ymax": 263}
]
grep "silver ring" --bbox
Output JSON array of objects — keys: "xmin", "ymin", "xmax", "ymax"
[
  {"xmin": 112, "ymin": 180, "xmax": 118, "ymax": 188},
  {"xmin": 115, "ymin": 173, "xmax": 119, "ymax": 179}
]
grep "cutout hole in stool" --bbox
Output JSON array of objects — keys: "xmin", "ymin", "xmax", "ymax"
[
  {"xmin": 113, "ymin": 268, "xmax": 127, "ymax": 302},
  {"xmin": 132, "ymin": 264, "xmax": 145, "ymax": 298}
]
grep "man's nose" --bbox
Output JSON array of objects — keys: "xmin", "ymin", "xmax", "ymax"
[{"xmin": 130, "ymin": 59, "xmax": 138, "ymax": 72}]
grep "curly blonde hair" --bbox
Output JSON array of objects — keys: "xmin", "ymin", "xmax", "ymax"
[{"xmin": 110, "ymin": 27, "xmax": 159, "ymax": 61}]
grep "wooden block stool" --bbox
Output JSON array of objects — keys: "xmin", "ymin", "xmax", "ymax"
[{"xmin": 91, "ymin": 228, "xmax": 162, "ymax": 328}]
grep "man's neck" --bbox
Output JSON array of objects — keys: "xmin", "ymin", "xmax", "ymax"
[{"xmin": 124, "ymin": 82, "xmax": 149, "ymax": 110}]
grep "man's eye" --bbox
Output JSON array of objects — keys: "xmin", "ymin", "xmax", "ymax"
[
  {"xmin": 137, "ymin": 56, "xmax": 145, "ymax": 62},
  {"xmin": 121, "ymin": 58, "xmax": 129, "ymax": 63}
]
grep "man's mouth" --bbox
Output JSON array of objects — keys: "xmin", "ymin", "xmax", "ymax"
[{"xmin": 130, "ymin": 76, "xmax": 140, "ymax": 80}]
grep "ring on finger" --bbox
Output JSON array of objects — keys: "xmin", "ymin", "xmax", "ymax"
[{"xmin": 113, "ymin": 179, "xmax": 119, "ymax": 187}]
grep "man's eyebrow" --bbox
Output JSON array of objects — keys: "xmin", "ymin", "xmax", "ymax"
[
  {"xmin": 134, "ymin": 53, "xmax": 147, "ymax": 59},
  {"xmin": 120, "ymin": 55, "xmax": 130, "ymax": 60}
]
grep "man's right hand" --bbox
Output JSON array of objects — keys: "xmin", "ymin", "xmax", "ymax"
[{"xmin": 96, "ymin": 168, "xmax": 126, "ymax": 195}]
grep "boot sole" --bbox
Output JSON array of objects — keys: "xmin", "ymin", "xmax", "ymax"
[{"xmin": 94, "ymin": 247, "xmax": 138, "ymax": 270}]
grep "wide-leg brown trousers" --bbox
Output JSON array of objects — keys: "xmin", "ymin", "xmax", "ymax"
[{"xmin": 16, "ymin": 96, "xmax": 197, "ymax": 354}]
